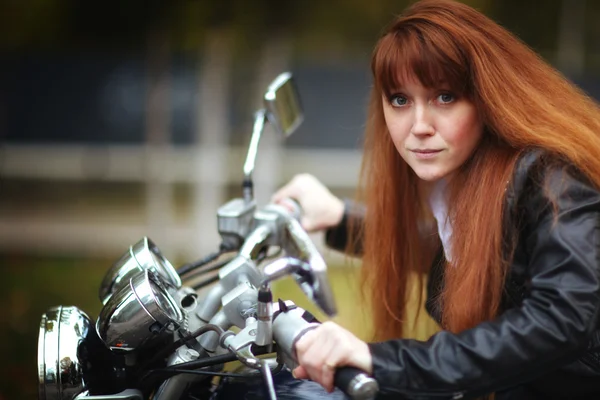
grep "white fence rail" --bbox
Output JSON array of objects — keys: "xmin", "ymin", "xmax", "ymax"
[{"xmin": 0, "ymin": 144, "xmax": 361, "ymax": 260}]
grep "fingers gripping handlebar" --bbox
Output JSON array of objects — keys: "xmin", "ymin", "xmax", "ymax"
[{"xmin": 272, "ymin": 301, "xmax": 379, "ymax": 400}]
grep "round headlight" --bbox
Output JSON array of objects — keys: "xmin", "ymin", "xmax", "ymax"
[
  {"xmin": 99, "ymin": 237, "xmax": 181, "ymax": 305},
  {"xmin": 38, "ymin": 306, "xmax": 90, "ymax": 400},
  {"xmin": 96, "ymin": 269, "xmax": 183, "ymax": 352}
]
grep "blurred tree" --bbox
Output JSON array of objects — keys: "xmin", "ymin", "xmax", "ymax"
[
  {"xmin": 0, "ymin": 0, "xmax": 592, "ymax": 71},
  {"xmin": 556, "ymin": 0, "xmax": 586, "ymax": 77},
  {"xmin": 585, "ymin": 0, "xmax": 600, "ymax": 72},
  {"xmin": 63, "ymin": 0, "xmax": 174, "ymax": 51},
  {"xmin": 489, "ymin": 0, "xmax": 562, "ymax": 58},
  {"xmin": 0, "ymin": 0, "xmax": 501, "ymax": 55},
  {"xmin": 0, "ymin": 0, "xmax": 69, "ymax": 50}
]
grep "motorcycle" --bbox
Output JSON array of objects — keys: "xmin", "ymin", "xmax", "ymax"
[{"xmin": 37, "ymin": 72, "xmax": 379, "ymax": 400}]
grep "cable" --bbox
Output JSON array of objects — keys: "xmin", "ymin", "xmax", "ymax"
[
  {"xmin": 137, "ymin": 324, "xmax": 226, "ymax": 374},
  {"xmin": 139, "ymin": 352, "xmax": 238, "ymax": 384},
  {"xmin": 148, "ymin": 368, "xmax": 265, "ymax": 379},
  {"xmin": 183, "ymin": 257, "xmax": 233, "ymax": 281},
  {"xmin": 156, "ymin": 361, "xmax": 284, "ymax": 380},
  {"xmin": 178, "ymin": 232, "xmax": 280, "ymax": 278},
  {"xmin": 168, "ymin": 351, "xmax": 239, "ymax": 370},
  {"xmin": 185, "ymin": 245, "xmax": 277, "ymax": 289},
  {"xmin": 140, "ymin": 345, "xmax": 281, "ymax": 394},
  {"xmin": 191, "ymin": 274, "xmax": 220, "ymax": 290},
  {"xmin": 144, "ymin": 356, "xmax": 284, "ymax": 383},
  {"xmin": 144, "ymin": 361, "xmax": 284, "ymax": 390},
  {"xmin": 173, "ymin": 344, "xmax": 279, "ymax": 370},
  {"xmin": 177, "ymin": 250, "xmax": 224, "ymax": 276}
]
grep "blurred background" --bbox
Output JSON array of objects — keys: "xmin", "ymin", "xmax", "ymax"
[{"xmin": 0, "ymin": 0, "xmax": 598, "ymax": 398}]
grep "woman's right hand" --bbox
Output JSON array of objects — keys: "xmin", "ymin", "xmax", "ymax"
[{"xmin": 272, "ymin": 174, "xmax": 345, "ymax": 233}]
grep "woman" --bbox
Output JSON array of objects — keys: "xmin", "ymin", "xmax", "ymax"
[{"xmin": 273, "ymin": 0, "xmax": 600, "ymax": 398}]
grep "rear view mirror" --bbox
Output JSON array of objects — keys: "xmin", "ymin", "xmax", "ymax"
[
  {"xmin": 264, "ymin": 72, "xmax": 303, "ymax": 137},
  {"xmin": 242, "ymin": 72, "xmax": 304, "ymax": 204}
]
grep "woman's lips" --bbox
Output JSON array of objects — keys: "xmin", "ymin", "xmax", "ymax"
[{"xmin": 411, "ymin": 149, "xmax": 442, "ymax": 159}]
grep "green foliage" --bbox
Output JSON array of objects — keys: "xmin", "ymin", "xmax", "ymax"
[
  {"xmin": 0, "ymin": 0, "xmax": 563, "ymax": 55},
  {"xmin": 0, "ymin": 254, "xmax": 109, "ymax": 400}
]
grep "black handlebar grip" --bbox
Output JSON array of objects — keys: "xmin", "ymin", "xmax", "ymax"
[{"xmin": 334, "ymin": 366, "xmax": 379, "ymax": 400}]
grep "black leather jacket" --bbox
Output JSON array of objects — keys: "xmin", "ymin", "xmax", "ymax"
[{"xmin": 325, "ymin": 150, "xmax": 600, "ymax": 399}]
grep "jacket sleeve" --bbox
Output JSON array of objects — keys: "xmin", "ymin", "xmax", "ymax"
[
  {"xmin": 367, "ymin": 166, "xmax": 600, "ymax": 399},
  {"xmin": 324, "ymin": 199, "xmax": 365, "ymax": 256}
]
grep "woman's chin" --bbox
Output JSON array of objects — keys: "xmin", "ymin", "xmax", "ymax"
[{"xmin": 413, "ymin": 169, "xmax": 448, "ymax": 182}]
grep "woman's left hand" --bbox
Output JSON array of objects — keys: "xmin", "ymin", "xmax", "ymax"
[{"xmin": 292, "ymin": 321, "xmax": 373, "ymax": 392}]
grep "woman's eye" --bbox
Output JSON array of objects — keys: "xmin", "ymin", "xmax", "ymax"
[
  {"xmin": 390, "ymin": 95, "xmax": 408, "ymax": 107},
  {"xmin": 437, "ymin": 93, "xmax": 455, "ymax": 104}
]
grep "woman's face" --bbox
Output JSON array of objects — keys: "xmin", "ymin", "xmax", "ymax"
[{"xmin": 382, "ymin": 77, "xmax": 483, "ymax": 182}]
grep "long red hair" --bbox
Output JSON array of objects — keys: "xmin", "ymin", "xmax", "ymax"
[{"xmin": 359, "ymin": 0, "xmax": 600, "ymax": 340}]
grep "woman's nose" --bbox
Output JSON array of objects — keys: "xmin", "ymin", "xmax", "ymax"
[{"xmin": 410, "ymin": 105, "xmax": 435, "ymax": 136}]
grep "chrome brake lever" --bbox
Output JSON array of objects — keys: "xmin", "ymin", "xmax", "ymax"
[
  {"xmin": 221, "ymin": 328, "xmax": 277, "ymax": 400},
  {"xmin": 74, "ymin": 389, "xmax": 143, "ymax": 400},
  {"xmin": 231, "ymin": 345, "xmax": 277, "ymax": 400},
  {"xmin": 260, "ymin": 361, "xmax": 277, "ymax": 400}
]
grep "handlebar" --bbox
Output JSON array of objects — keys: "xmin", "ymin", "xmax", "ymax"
[
  {"xmin": 144, "ymin": 198, "xmax": 348, "ymax": 398},
  {"xmin": 260, "ymin": 197, "xmax": 338, "ymax": 317},
  {"xmin": 271, "ymin": 301, "xmax": 379, "ymax": 400},
  {"xmin": 334, "ymin": 367, "xmax": 379, "ymax": 400}
]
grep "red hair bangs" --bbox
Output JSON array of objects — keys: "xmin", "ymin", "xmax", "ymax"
[{"xmin": 371, "ymin": 21, "xmax": 472, "ymax": 100}]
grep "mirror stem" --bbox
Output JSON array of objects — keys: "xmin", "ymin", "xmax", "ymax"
[{"xmin": 242, "ymin": 109, "xmax": 267, "ymax": 204}]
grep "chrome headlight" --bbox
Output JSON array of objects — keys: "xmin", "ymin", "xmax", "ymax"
[
  {"xmin": 96, "ymin": 269, "xmax": 183, "ymax": 352},
  {"xmin": 38, "ymin": 306, "xmax": 90, "ymax": 400},
  {"xmin": 99, "ymin": 237, "xmax": 181, "ymax": 305}
]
